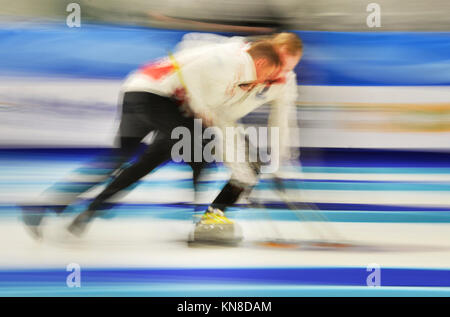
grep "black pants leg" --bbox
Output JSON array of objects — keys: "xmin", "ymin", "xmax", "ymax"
[
  {"xmin": 88, "ymin": 133, "xmax": 173, "ymax": 210},
  {"xmin": 40, "ymin": 93, "xmax": 154, "ymax": 210},
  {"xmin": 86, "ymin": 92, "xmax": 208, "ymax": 212},
  {"xmin": 209, "ymin": 182, "xmax": 247, "ymax": 212},
  {"xmin": 88, "ymin": 151, "xmax": 208, "ymax": 212},
  {"xmin": 210, "ymin": 139, "xmax": 263, "ymax": 212}
]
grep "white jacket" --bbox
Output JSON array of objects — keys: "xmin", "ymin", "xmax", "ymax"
[{"xmin": 122, "ymin": 34, "xmax": 299, "ymax": 179}]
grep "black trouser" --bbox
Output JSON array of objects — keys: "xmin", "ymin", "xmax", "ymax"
[
  {"xmin": 42, "ymin": 91, "xmax": 161, "ymax": 209},
  {"xmin": 87, "ymin": 92, "xmax": 265, "ymax": 214},
  {"xmin": 209, "ymin": 138, "xmax": 263, "ymax": 212},
  {"xmin": 87, "ymin": 91, "xmax": 207, "ymax": 211}
]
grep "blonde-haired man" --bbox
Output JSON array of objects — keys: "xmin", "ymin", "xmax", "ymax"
[
  {"xmin": 63, "ymin": 32, "xmax": 303, "ymax": 239},
  {"xmin": 201, "ymin": 33, "xmax": 303, "ymax": 231},
  {"xmin": 22, "ymin": 34, "xmax": 281, "ymax": 239}
]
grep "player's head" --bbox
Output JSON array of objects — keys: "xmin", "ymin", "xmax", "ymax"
[
  {"xmin": 271, "ymin": 32, "xmax": 303, "ymax": 79},
  {"xmin": 247, "ymin": 41, "xmax": 282, "ymax": 84}
]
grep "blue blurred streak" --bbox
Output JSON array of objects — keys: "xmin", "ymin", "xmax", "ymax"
[{"xmin": 0, "ymin": 23, "xmax": 449, "ymax": 85}]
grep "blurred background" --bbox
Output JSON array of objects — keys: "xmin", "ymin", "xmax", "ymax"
[
  {"xmin": 1, "ymin": 0, "xmax": 449, "ymax": 147},
  {"xmin": 2, "ymin": 0, "xmax": 450, "ymax": 30},
  {"xmin": 0, "ymin": 0, "xmax": 450, "ymax": 296}
]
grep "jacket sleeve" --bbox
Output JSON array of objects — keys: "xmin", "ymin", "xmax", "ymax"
[{"xmin": 268, "ymin": 72, "xmax": 300, "ymax": 162}]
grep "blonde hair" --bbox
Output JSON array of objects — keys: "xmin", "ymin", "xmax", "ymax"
[
  {"xmin": 247, "ymin": 41, "xmax": 282, "ymax": 68},
  {"xmin": 271, "ymin": 32, "xmax": 303, "ymax": 55}
]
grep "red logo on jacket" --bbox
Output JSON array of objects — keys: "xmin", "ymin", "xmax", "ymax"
[{"xmin": 139, "ymin": 59, "xmax": 175, "ymax": 80}]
